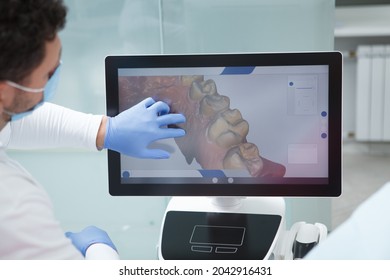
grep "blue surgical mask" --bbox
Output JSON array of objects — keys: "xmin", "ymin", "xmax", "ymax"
[{"xmin": 4, "ymin": 62, "xmax": 62, "ymax": 121}]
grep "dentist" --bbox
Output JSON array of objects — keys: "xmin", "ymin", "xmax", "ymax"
[{"xmin": 0, "ymin": 0, "xmax": 185, "ymax": 259}]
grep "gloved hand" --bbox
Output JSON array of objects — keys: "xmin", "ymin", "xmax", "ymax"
[
  {"xmin": 65, "ymin": 226, "xmax": 117, "ymax": 257},
  {"xmin": 103, "ymin": 97, "xmax": 186, "ymax": 159}
]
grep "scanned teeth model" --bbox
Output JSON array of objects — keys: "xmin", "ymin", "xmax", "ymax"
[{"xmin": 118, "ymin": 75, "xmax": 286, "ymax": 178}]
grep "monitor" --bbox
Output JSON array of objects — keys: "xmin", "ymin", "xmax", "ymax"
[{"xmin": 105, "ymin": 52, "xmax": 342, "ymax": 197}]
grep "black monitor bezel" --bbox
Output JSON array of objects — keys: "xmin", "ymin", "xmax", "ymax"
[{"xmin": 105, "ymin": 52, "xmax": 342, "ymax": 197}]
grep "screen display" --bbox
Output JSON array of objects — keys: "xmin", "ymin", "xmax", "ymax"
[{"xmin": 105, "ymin": 53, "xmax": 342, "ymax": 196}]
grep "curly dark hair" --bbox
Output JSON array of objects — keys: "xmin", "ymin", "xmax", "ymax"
[{"xmin": 0, "ymin": 0, "xmax": 67, "ymax": 83}]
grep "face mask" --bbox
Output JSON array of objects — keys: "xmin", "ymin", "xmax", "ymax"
[{"xmin": 4, "ymin": 62, "xmax": 62, "ymax": 121}]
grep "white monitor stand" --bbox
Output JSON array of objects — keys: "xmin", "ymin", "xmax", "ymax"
[{"xmin": 158, "ymin": 196, "xmax": 286, "ymax": 260}]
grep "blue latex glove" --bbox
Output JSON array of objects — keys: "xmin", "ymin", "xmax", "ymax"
[
  {"xmin": 104, "ymin": 97, "xmax": 186, "ymax": 159},
  {"xmin": 65, "ymin": 226, "xmax": 117, "ymax": 257}
]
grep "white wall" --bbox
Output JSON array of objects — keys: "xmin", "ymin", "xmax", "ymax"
[{"xmin": 335, "ymin": 5, "xmax": 390, "ymax": 150}]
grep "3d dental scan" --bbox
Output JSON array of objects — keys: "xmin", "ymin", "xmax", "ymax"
[
  {"xmin": 118, "ymin": 66, "xmax": 328, "ymax": 180},
  {"xmin": 118, "ymin": 74, "xmax": 287, "ymax": 179}
]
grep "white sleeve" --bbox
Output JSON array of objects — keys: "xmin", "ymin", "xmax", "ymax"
[
  {"xmin": 8, "ymin": 102, "xmax": 103, "ymax": 151},
  {"xmin": 305, "ymin": 182, "xmax": 390, "ymax": 260},
  {"xmin": 0, "ymin": 155, "xmax": 83, "ymax": 259}
]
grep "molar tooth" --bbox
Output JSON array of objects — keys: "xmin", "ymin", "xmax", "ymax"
[
  {"xmin": 239, "ymin": 143, "xmax": 260, "ymax": 161},
  {"xmin": 223, "ymin": 143, "xmax": 264, "ymax": 176},
  {"xmin": 229, "ymin": 120, "xmax": 249, "ymax": 139},
  {"xmin": 189, "ymin": 81, "xmax": 206, "ymax": 101},
  {"xmin": 208, "ymin": 118, "xmax": 249, "ymax": 148},
  {"xmin": 221, "ymin": 109, "xmax": 243, "ymax": 125},
  {"xmin": 200, "ymin": 80, "xmax": 217, "ymax": 96},
  {"xmin": 199, "ymin": 95, "xmax": 230, "ymax": 117},
  {"xmin": 208, "ymin": 117, "xmax": 229, "ymax": 142},
  {"xmin": 239, "ymin": 143, "xmax": 264, "ymax": 176},
  {"xmin": 207, "ymin": 109, "xmax": 249, "ymax": 148}
]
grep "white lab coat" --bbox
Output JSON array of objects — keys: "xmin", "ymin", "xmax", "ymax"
[
  {"xmin": 0, "ymin": 103, "xmax": 102, "ymax": 259},
  {"xmin": 306, "ymin": 182, "xmax": 390, "ymax": 259}
]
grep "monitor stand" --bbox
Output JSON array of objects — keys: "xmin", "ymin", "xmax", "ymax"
[{"xmin": 157, "ymin": 196, "xmax": 286, "ymax": 260}]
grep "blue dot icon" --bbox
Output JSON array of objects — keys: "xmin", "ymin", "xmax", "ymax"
[
  {"xmin": 122, "ymin": 171, "xmax": 130, "ymax": 178},
  {"xmin": 321, "ymin": 133, "xmax": 328, "ymax": 139},
  {"xmin": 289, "ymin": 82, "xmax": 294, "ymax": 86},
  {"xmin": 321, "ymin": 111, "xmax": 327, "ymax": 117}
]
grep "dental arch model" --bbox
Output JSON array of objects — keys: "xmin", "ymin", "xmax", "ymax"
[{"xmin": 118, "ymin": 75, "xmax": 286, "ymax": 178}]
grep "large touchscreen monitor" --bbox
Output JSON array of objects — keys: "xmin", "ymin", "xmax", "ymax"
[{"xmin": 105, "ymin": 52, "xmax": 342, "ymax": 196}]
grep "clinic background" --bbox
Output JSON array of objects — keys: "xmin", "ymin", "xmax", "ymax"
[{"xmin": 8, "ymin": 0, "xmax": 390, "ymax": 259}]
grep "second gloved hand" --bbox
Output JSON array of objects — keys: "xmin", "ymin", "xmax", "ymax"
[
  {"xmin": 104, "ymin": 97, "xmax": 186, "ymax": 159},
  {"xmin": 65, "ymin": 226, "xmax": 117, "ymax": 257}
]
